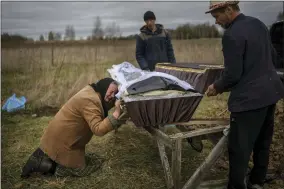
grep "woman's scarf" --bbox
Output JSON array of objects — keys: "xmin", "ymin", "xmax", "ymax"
[{"xmin": 89, "ymin": 78, "xmax": 115, "ymax": 118}]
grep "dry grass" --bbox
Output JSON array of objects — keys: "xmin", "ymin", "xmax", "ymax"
[
  {"xmin": 1, "ymin": 97, "xmax": 283, "ymax": 189},
  {"xmin": 1, "ymin": 39, "xmax": 283, "ymax": 189},
  {"xmin": 1, "ymin": 39, "xmax": 223, "ymax": 109}
]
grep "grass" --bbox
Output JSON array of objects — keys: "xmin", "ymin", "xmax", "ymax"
[
  {"xmin": 0, "ymin": 95, "xmax": 227, "ymax": 189},
  {"xmin": 1, "ymin": 39, "xmax": 223, "ymax": 109},
  {"xmin": 1, "ymin": 39, "xmax": 284, "ymax": 189},
  {"xmin": 2, "ymin": 97, "xmax": 283, "ymax": 189}
]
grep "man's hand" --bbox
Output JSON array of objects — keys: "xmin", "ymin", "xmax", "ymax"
[{"xmin": 205, "ymin": 84, "xmax": 218, "ymax": 97}]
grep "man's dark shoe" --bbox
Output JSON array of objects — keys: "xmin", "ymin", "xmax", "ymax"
[
  {"xmin": 246, "ymin": 178, "xmax": 264, "ymax": 189},
  {"xmin": 247, "ymin": 182, "xmax": 263, "ymax": 189}
]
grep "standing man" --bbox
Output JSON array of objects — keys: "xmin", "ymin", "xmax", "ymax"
[
  {"xmin": 136, "ymin": 11, "xmax": 176, "ymax": 71},
  {"xmin": 136, "ymin": 11, "xmax": 203, "ymax": 152},
  {"xmin": 205, "ymin": 1, "xmax": 284, "ymax": 189}
]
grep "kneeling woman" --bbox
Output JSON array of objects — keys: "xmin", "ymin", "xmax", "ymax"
[{"xmin": 21, "ymin": 78, "xmax": 124, "ymax": 178}]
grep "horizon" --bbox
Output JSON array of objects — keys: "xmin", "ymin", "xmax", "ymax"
[{"xmin": 2, "ymin": 1, "xmax": 283, "ymax": 40}]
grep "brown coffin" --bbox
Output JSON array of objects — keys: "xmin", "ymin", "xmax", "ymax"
[
  {"xmin": 155, "ymin": 63, "xmax": 224, "ymax": 94},
  {"xmin": 123, "ymin": 91, "xmax": 203, "ymax": 128}
]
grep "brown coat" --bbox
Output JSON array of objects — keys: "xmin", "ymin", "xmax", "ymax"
[{"xmin": 40, "ymin": 85, "xmax": 114, "ymax": 168}]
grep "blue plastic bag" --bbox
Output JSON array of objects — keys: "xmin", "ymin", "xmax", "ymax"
[{"xmin": 2, "ymin": 93, "xmax": 27, "ymax": 112}]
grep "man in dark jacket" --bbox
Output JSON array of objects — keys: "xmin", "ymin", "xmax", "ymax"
[
  {"xmin": 205, "ymin": 1, "xmax": 284, "ymax": 189},
  {"xmin": 135, "ymin": 11, "xmax": 176, "ymax": 71}
]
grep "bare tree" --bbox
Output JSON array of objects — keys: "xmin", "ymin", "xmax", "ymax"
[
  {"xmin": 70, "ymin": 26, "xmax": 75, "ymax": 40},
  {"xmin": 39, "ymin": 34, "xmax": 44, "ymax": 41},
  {"xmin": 55, "ymin": 32, "xmax": 62, "ymax": 41},
  {"xmin": 64, "ymin": 25, "xmax": 76, "ymax": 40},
  {"xmin": 48, "ymin": 31, "xmax": 54, "ymax": 41},
  {"xmin": 105, "ymin": 22, "xmax": 122, "ymax": 39},
  {"xmin": 116, "ymin": 24, "xmax": 122, "ymax": 38},
  {"xmin": 64, "ymin": 25, "xmax": 70, "ymax": 40},
  {"xmin": 92, "ymin": 16, "xmax": 104, "ymax": 39}
]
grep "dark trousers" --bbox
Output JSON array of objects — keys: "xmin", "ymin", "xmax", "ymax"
[{"xmin": 227, "ymin": 104, "xmax": 276, "ymax": 189}]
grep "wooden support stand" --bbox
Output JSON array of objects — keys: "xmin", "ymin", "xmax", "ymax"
[{"xmin": 147, "ymin": 119, "xmax": 230, "ymax": 189}]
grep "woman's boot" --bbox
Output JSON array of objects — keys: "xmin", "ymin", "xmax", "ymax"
[{"xmin": 21, "ymin": 148, "xmax": 56, "ymax": 178}]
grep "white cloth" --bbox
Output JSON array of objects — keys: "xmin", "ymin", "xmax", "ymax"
[{"xmin": 107, "ymin": 62, "xmax": 195, "ymax": 99}]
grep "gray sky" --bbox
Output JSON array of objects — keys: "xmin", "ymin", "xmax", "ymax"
[{"xmin": 1, "ymin": 1, "xmax": 283, "ymax": 40}]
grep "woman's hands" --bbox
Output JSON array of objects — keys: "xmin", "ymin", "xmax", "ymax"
[{"xmin": 112, "ymin": 100, "xmax": 122, "ymax": 119}]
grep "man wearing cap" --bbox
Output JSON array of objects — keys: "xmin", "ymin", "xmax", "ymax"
[
  {"xmin": 135, "ymin": 11, "xmax": 176, "ymax": 71},
  {"xmin": 205, "ymin": 1, "xmax": 284, "ymax": 189}
]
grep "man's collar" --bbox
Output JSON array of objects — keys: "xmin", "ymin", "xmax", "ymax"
[{"xmin": 230, "ymin": 13, "xmax": 245, "ymax": 27}]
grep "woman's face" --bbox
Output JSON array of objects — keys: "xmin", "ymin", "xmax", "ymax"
[{"xmin": 104, "ymin": 83, "xmax": 118, "ymax": 103}]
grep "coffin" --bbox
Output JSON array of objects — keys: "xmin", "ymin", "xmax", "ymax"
[
  {"xmin": 119, "ymin": 62, "xmax": 225, "ymax": 128},
  {"xmin": 122, "ymin": 90, "xmax": 203, "ymax": 128},
  {"xmin": 155, "ymin": 63, "xmax": 224, "ymax": 94}
]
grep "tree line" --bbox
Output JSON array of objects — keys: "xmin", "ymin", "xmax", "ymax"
[
  {"xmin": 1, "ymin": 21, "xmax": 221, "ymax": 43},
  {"xmin": 2, "ymin": 11, "xmax": 283, "ymax": 43},
  {"xmin": 170, "ymin": 22, "xmax": 221, "ymax": 39},
  {"xmin": 38, "ymin": 16, "xmax": 122, "ymax": 41}
]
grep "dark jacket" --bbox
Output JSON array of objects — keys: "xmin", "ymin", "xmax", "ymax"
[
  {"xmin": 135, "ymin": 24, "xmax": 176, "ymax": 71},
  {"xmin": 214, "ymin": 13, "xmax": 284, "ymax": 113}
]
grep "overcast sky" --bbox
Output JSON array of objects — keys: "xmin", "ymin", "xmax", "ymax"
[{"xmin": 1, "ymin": 1, "xmax": 283, "ymax": 40}]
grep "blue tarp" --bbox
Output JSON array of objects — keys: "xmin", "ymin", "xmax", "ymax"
[{"xmin": 2, "ymin": 93, "xmax": 27, "ymax": 112}]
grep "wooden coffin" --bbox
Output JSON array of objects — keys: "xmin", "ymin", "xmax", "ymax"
[{"xmin": 155, "ymin": 63, "xmax": 224, "ymax": 94}]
